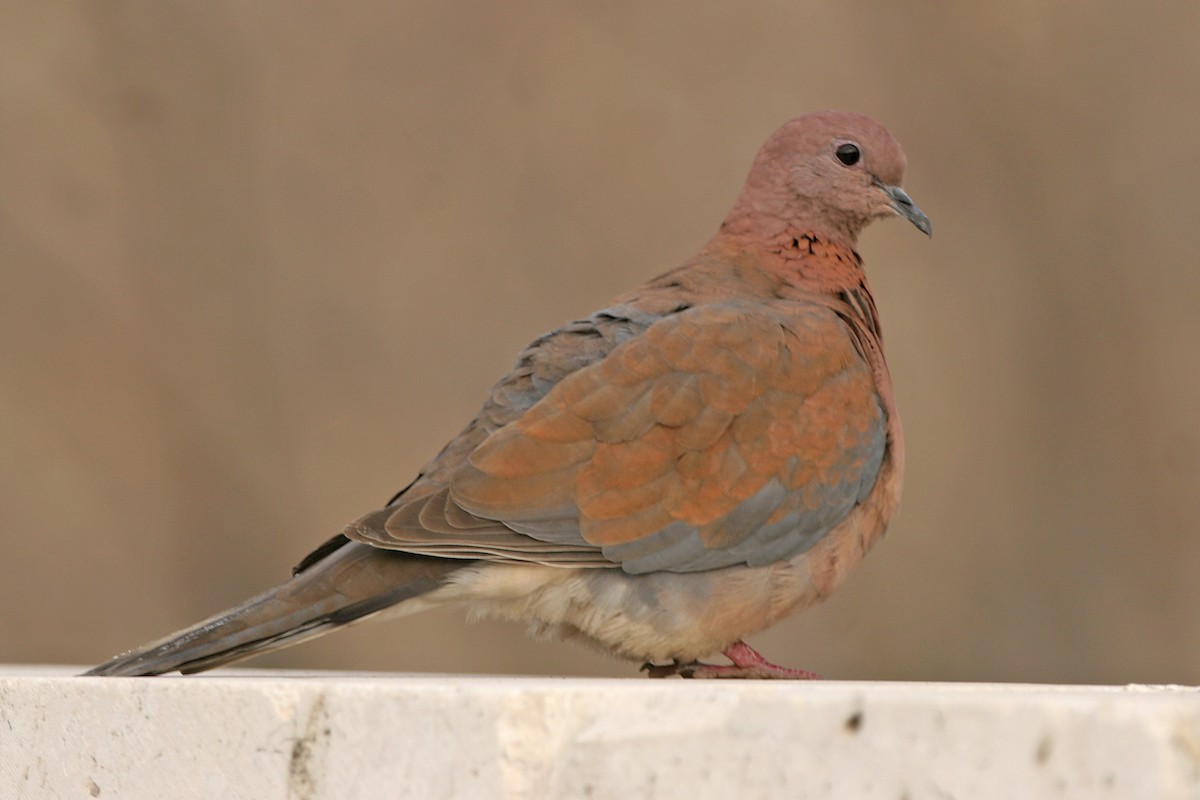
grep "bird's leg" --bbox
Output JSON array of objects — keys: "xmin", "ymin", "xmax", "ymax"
[{"xmin": 642, "ymin": 640, "xmax": 822, "ymax": 680}]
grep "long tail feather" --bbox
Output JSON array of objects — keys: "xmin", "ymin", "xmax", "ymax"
[{"xmin": 84, "ymin": 543, "xmax": 467, "ymax": 676}]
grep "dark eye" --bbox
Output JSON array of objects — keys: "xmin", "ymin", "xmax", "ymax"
[{"xmin": 835, "ymin": 143, "xmax": 860, "ymax": 166}]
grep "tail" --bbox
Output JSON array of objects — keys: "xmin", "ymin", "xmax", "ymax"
[{"xmin": 84, "ymin": 541, "xmax": 468, "ymax": 676}]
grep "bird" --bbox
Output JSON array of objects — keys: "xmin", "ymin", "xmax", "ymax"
[{"xmin": 86, "ymin": 111, "xmax": 930, "ymax": 679}]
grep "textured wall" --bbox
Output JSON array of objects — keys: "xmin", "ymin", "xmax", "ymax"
[{"xmin": 3, "ymin": 2, "xmax": 1198, "ymax": 683}]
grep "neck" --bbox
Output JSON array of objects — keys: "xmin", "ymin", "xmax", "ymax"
[{"xmin": 710, "ymin": 214, "xmax": 867, "ymax": 293}]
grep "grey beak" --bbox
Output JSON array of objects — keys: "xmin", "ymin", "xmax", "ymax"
[{"xmin": 881, "ymin": 183, "xmax": 932, "ymax": 236}]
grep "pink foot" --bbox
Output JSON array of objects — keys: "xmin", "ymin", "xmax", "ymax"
[{"xmin": 642, "ymin": 640, "xmax": 823, "ymax": 680}]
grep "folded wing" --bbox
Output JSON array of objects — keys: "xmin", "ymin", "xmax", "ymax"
[{"xmin": 348, "ymin": 302, "xmax": 887, "ymax": 574}]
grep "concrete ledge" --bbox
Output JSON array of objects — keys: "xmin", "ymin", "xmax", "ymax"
[{"xmin": 2, "ymin": 667, "xmax": 1198, "ymax": 799}]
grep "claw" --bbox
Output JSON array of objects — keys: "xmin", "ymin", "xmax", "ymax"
[{"xmin": 642, "ymin": 641, "xmax": 822, "ymax": 680}]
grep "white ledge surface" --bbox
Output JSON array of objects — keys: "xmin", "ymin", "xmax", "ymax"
[{"xmin": 2, "ymin": 666, "xmax": 1199, "ymax": 799}]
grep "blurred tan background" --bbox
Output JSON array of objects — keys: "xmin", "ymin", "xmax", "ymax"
[{"xmin": 3, "ymin": 2, "xmax": 1198, "ymax": 684}]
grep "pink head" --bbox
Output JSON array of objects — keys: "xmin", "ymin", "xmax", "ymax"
[{"xmin": 723, "ymin": 111, "xmax": 931, "ymax": 245}]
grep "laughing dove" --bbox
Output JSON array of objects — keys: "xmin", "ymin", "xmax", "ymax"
[{"xmin": 87, "ymin": 111, "xmax": 930, "ymax": 679}]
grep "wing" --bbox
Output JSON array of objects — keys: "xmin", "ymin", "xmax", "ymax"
[{"xmin": 348, "ymin": 301, "xmax": 888, "ymax": 574}]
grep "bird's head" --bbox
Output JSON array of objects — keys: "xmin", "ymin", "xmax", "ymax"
[{"xmin": 725, "ymin": 111, "xmax": 931, "ymax": 244}]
